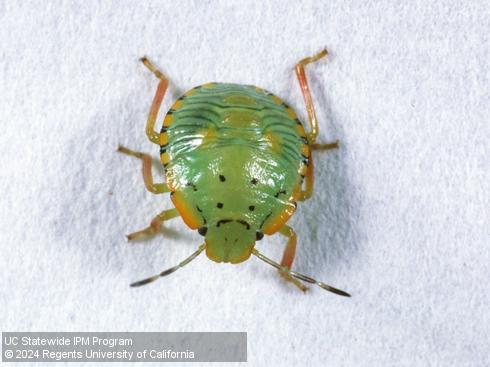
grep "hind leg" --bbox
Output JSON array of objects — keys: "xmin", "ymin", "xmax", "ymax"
[
  {"xmin": 312, "ymin": 141, "xmax": 339, "ymax": 150},
  {"xmin": 296, "ymin": 49, "xmax": 338, "ymax": 146},
  {"xmin": 295, "ymin": 49, "xmax": 339, "ymax": 201}
]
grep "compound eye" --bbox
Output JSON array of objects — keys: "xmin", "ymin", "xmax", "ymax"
[
  {"xmin": 198, "ymin": 227, "xmax": 208, "ymax": 236},
  {"xmin": 256, "ymin": 231, "xmax": 264, "ymax": 241}
]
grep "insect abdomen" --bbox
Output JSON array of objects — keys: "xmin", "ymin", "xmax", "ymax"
[{"xmin": 161, "ymin": 83, "xmax": 308, "ymax": 173}]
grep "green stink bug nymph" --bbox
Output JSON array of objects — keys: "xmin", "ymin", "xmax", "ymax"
[{"xmin": 118, "ymin": 49, "xmax": 350, "ymax": 297}]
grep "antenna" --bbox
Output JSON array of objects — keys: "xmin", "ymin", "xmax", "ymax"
[
  {"xmin": 130, "ymin": 244, "xmax": 206, "ymax": 287},
  {"xmin": 252, "ymin": 249, "xmax": 351, "ymax": 297}
]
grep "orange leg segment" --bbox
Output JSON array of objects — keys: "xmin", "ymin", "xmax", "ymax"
[
  {"xmin": 312, "ymin": 140, "xmax": 339, "ymax": 150},
  {"xmin": 126, "ymin": 208, "xmax": 180, "ymax": 241},
  {"xmin": 279, "ymin": 225, "xmax": 297, "ymax": 268},
  {"xmin": 296, "ymin": 49, "xmax": 339, "ymax": 147},
  {"xmin": 117, "ymin": 145, "xmax": 169, "ymax": 194},
  {"xmin": 295, "ymin": 49, "xmax": 329, "ymax": 144},
  {"xmin": 295, "ymin": 49, "xmax": 339, "ymax": 201},
  {"xmin": 141, "ymin": 57, "xmax": 169, "ymax": 145},
  {"xmin": 278, "ymin": 225, "xmax": 308, "ymax": 292}
]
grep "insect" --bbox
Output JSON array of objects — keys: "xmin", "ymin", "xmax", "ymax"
[{"xmin": 118, "ymin": 49, "xmax": 350, "ymax": 296}]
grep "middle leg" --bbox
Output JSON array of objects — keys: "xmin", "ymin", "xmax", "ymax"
[
  {"xmin": 117, "ymin": 145, "xmax": 169, "ymax": 194},
  {"xmin": 126, "ymin": 208, "xmax": 180, "ymax": 241}
]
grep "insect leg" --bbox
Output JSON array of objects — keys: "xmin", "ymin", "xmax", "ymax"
[
  {"xmin": 300, "ymin": 142, "xmax": 341, "ymax": 201},
  {"xmin": 296, "ymin": 48, "xmax": 339, "ymax": 149},
  {"xmin": 295, "ymin": 49, "xmax": 328, "ymax": 143},
  {"xmin": 277, "ymin": 225, "xmax": 308, "ymax": 292},
  {"xmin": 279, "ymin": 225, "xmax": 297, "ymax": 268},
  {"xmin": 117, "ymin": 145, "xmax": 169, "ymax": 194},
  {"xmin": 311, "ymin": 140, "xmax": 339, "ymax": 151},
  {"xmin": 126, "ymin": 208, "xmax": 180, "ymax": 241},
  {"xmin": 141, "ymin": 56, "xmax": 169, "ymax": 145}
]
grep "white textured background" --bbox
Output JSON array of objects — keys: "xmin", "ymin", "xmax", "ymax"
[{"xmin": 1, "ymin": 1, "xmax": 489, "ymax": 366}]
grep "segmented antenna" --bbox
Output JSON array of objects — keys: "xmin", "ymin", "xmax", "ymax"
[
  {"xmin": 252, "ymin": 249, "xmax": 351, "ymax": 297},
  {"xmin": 130, "ymin": 244, "xmax": 206, "ymax": 287}
]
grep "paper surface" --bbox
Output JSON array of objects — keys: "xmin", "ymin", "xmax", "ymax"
[{"xmin": 1, "ymin": 1, "xmax": 488, "ymax": 366}]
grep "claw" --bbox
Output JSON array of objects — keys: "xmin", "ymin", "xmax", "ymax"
[{"xmin": 279, "ymin": 266, "xmax": 309, "ymax": 292}]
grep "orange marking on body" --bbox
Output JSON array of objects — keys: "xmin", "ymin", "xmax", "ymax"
[
  {"xmin": 292, "ymin": 180, "xmax": 303, "ymax": 201},
  {"xmin": 295, "ymin": 122, "xmax": 306, "ymax": 136},
  {"xmin": 286, "ymin": 107, "xmax": 297, "ymax": 119},
  {"xmin": 271, "ymin": 95, "xmax": 282, "ymax": 105},
  {"xmin": 263, "ymin": 203, "xmax": 296, "ymax": 235},
  {"xmin": 161, "ymin": 152, "xmax": 170, "ymax": 165},
  {"xmin": 159, "ymin": 132, "xmax": 169, "ymax": 146},
  {"xmin": 163, "ymin": 113, "xmax": 174, "ymax": 127},
  {"xmin": 171, "ymin": 99, "xmax": 184, "ymax": 110},
  {"xmin": 202, "ymin": 82, "xmax": 216, "ymax": 89},
  {"xmin": 301, "ymin": 144, "xmax": 310, "ymax": 157},
  {"xmin": 185, "ymin": 88, "xmax": 198, "ymax": 97},
  {"xmin": 298, "ymin": 163, "xmax": 307, "ymax": 176},
  {"xmin": 171, "ymin": 191, "xmax": 201, "ymax": 229}
]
